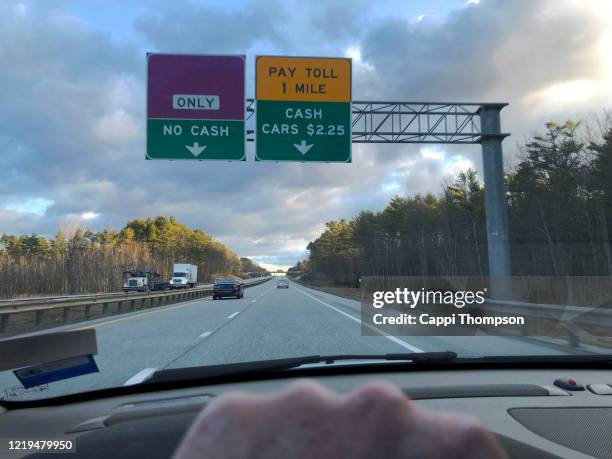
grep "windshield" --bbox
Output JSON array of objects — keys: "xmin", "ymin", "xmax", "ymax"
[{"xmin": 1, "ymin": 0, "xmax": 612, "ymax": 402}]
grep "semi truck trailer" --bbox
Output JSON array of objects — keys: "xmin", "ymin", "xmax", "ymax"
[
  {"xmin": 169, "ymin": 263, "xmax": 198, "ymax": 289},
  {"xmin": 122, "ymin": 270, "xmax": 169, "ymax": 292}
]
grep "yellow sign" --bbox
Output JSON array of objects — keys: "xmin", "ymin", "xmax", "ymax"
[{"xmin": 256, "ymin": 56, "xmax": 351, "ymax": 102}]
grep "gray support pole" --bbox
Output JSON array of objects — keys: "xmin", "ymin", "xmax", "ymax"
[{"xmin": 479, "ymin": 104, "xmax": 511, "ymax": 299}]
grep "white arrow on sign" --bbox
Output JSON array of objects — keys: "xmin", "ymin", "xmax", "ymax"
[
  {"xmin": 293, "ymin": 140, "xmax": 314, "ymax": 155},
  {"xmin": 185, "ymin": 142, "xmax": 207, "ymax": 157}
]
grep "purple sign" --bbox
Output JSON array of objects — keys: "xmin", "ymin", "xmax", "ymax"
[{"xmin": 147, "ymin": 54, "xmax": 245, "ymax": 120}]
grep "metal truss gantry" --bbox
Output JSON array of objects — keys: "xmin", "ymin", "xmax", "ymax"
[
  {"xmin": 350, "ymin": 101, "xmax": 511, "ymax": 290},
  {"xmin": 246, "ymin": 99, "xmax": 512, "ymax": 292},
  {"xmin": 247, "ymin": 100, "xmax": 508, "ymax": 143},
  {"xmin": 352, "ymin": 101, "xmax": 495, "ymax": 144}
]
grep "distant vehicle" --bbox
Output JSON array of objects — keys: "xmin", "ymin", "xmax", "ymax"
[
  {"xmin": 122, "ymin": 270, "xmax": 169, "ymax": 293},
  {"xmin": 277, "ymin": 278, "xmax": 289, "ymax": 289},
  {"xmin": 170, "ymin": 263, "xmax": 198, "ymax": 289},
  {"xmin": 213, "ymin": 278, "xmax": 244, "ymax": 299}
]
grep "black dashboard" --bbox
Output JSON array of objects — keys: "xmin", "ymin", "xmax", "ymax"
[{"xmin": 2, "ymin": 366, "xmax": 612, "ymax": 458}]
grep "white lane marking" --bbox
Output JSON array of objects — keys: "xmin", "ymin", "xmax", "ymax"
[
  {"xmin": 227, "ymin": 311, "xmax": 240, "ymax": 319},
  {"xmin": 251, "ymin": 299, "xmax": 257, "ymax": 303},
  {"xmin": 199, "ymin": 331, "xmax": 213, "ymax": 339},
  {"xmin": 291, "ymin": 285, "xmax": 424, "ymax": 353},
  {"xmin": 124, "ymin": 368, "xmax": 157, "ymax": 386}
]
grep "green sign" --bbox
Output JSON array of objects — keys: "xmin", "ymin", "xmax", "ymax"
[
  {"xmin": 146, "ymin": 54, "xmax": 246, "ymax": 161},
  {"xmin": 255, "ymin": 101, "xmax": 351, "ymax": 162},
  {"xmin": 147, "ymin": 119, "xmax": 245, "ymax": 160},
  {"xmin": 255, "ymin": 56, "xmax": 352, "ymax": 162}
]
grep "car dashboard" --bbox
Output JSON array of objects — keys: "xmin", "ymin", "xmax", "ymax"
[{"xmin": 2, "ymin": 367, "xmax": 612, "ymax": 458}]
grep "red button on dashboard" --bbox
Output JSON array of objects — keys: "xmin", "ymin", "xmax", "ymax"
[{"xmin": 554, "ymin": 378, "xmax": 584, "ymax": 391}]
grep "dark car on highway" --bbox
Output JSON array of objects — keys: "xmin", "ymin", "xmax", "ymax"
[{"xmin": 213, "ymin": 278, "xmax": 244, "ymax": 299}]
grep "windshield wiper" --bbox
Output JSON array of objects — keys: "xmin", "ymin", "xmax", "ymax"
[{"xmin": 145, "ymin": 351, "xmax": 458, "ymax": 385}]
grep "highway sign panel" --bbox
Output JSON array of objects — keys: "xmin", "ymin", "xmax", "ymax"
[
  {"xmin": 255, "ymin": 56, "xmax": 351, "ymax": 162},
  {"xmin": 256, "ymin": 101, "xmax": 350, "ymax": 162},
  {"xmin": 256, "ymin": 56, "xmax": 351, "ymax": 102},
  {"xmin": 146, "ymin": 54, "xmax": 245, "ymax": 161}
]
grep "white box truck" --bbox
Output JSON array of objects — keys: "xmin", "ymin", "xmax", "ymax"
[{"xmin": 169, "ymin": 263, "xmax": 198, "ymax": 289}]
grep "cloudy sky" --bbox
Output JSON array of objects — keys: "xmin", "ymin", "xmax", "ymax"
[{"xmin": 1, "ymin": 0, "xmax": 611, "ymax": 269}]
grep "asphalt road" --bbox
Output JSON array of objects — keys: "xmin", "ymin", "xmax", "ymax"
[{"xmin": 0, "ymin": 279, "xmax": 580, "ymax": 400}]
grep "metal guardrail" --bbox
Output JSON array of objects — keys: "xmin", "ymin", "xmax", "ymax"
[
  {"xmin": 485, "ymin": 300, "xmax": 612, "ymax": 327},
  {"xmin": 0, "ymin": 283, "xmax": 215, "ymax": 307},
  {"xmin": 0, "ymin": 277, "xmax": 272, "ymax": 335},
  {"xmin": 484, "ymin": 299, "xmax": 612, "ymax": 347},
  {"xmin": 0, "ymin": 281, "xmax": 221, "ymax": 306}
]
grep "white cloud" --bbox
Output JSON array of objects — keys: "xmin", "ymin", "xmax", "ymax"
[
  {"xmin": 13, "ymin": 3, "xmax": 27, "ymax": 16},
  {"xmin": 420, "ymin": 147, "xmax": 445, "ymax": 161},
  {"xmin": 81, "ymin": 212, "xmax": 99, "ymax": 220},
  {"xmin": 523, "ymin": 79, "xmax": 599, "ymax": 107},
  {"xmin": 444, "ymin": 156, "xmax": 475, "ymax": 177},
  {"xmin": 381, "ymin": 181, "xmax": 401, "ymax": 193},
  {"xmin": 94, "ymin": 109, "xmax": 140, "ymax": 144},
  {"xmin": 345, "ymin": 45, "xmax": 362, "ymax": 62},
  {"xmin": 0, "ymin": 0, "xmax": 610, "ymax": 268}
]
